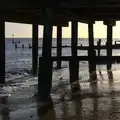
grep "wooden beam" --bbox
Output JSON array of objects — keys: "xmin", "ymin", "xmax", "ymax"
[
  {"xmin": 60, "ymin": 1, "xmax": 120, "ymax": 8},
  {"xmin": 50, "ymin": 56, "xmax": 120, "ymax": 63},
  {"xmin": 88, "ymin": 21, "xmax": 94, "ymax": 49},
  {"xmin": 70, "ymin": 21, "xmax": 80, "ymax": 92},
  {"xmin": 32, "ymin": 24, "xmax": 38, "ymax": 75},
  {"xmin": 107, "ymin": 24, "xmax": 113, "ymax": 69},
  {"xmin": 0, "ymin": 11, "xmax": 69, "ymax": 26},
  {"xmin": 0, "ymin": 20, "xmax": 5, "ymax": 84},
  {"xmin": 38, "ymin": 8, "xmax": 53, "ymax": 102},
  {"xmin": 57, "ymin": 25, "xmax": 62, "ymax": 69},
  {"xmin": 88, "ymin": 21, "xmax": 97, "ymax": 80}
]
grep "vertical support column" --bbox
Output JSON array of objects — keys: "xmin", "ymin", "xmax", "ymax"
[
  {"xmin": 97, "ymin": 39, "xmax": 101, "ymax": 56},
  {"xmin": 107, "ymin": 24, "xmax": 112, "ymax": 70},
  {"xmin": 107, "ymin": 24, "xmax": 112, "ymax": 56},
  {"xmin": 104, "ymin": 20, "xmax": 116, "ymax": 70},
  {"xmin": 88, "ymin": 21, "xmax": 97, "ymax": 80},
  {"xmin": 38, "ymin": 8, "xmax": 53, "ymax": 102},
  {"xmin": 69, "ymin": 21, "xmax": 80, "ymax": 93},
  {"xmin": 88, "ymin": 21, "xmax": 94, "ymax": 49},
  {"xmin": 0, "ymin": 20, "xmax": 5, "ymax": 84},
  {"xmin": 57, "ymin": 25, "xmax": 62, "ymax": 69},
  {"xmin": 32, "ymin": 24, "xmax": 38, "ymax": 75}
]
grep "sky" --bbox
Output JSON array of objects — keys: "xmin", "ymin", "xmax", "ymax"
[{"xmin": 5, "ymin": 21, "xmax": 120, "ymax": 38}]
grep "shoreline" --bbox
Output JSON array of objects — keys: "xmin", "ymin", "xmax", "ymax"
[{"xmin": 1, "ymin": 68, "xmax": 120, "ymax": 119}]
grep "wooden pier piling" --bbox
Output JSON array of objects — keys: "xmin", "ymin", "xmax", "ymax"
[
  {"xmin": 38, "ymin": 8, "xmax": 53, "ymax": 102},
  {"xmin": 104, "ymin": 20, "xmax": 116, "ymax": 70},
  {"xmin": 107, "ymin": 24, "xmax": 112, "ymax": 70},
  {"xmin": 0, "ymin": 20, "xmax": 5, "ymax": 84},
  {"xmin": 88, "ymin": 21, "xmax": 97, "ymax": 80},
  {"xmin": 69, "ymin": 21, "xmax": 80, "ymax": 92},
  {"xmin": 32, "ymin": 24, "xmax": 38, "ymax": 75},
  {"xmin": 57, "ymin": 25, "xmax": 62, "ymax": 69},
  {"xmin": 88, "ymin": 50, "xmax": 97, "ymax": 80},
  {"xmin": 97, "ymin": 39, "xmax": 101, "ymax": 56}
]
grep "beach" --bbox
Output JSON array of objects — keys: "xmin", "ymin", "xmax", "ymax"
[
  {"xmin": 2, "ymin": 68, "xmax": 120, "ymax": 120},
  {"xmin": 2, "ymin": 38, "xmax": 120, "ymax": 120}
]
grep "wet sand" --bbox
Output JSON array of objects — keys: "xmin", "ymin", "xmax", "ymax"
[{"xmin": 1, "ymin": 69, "xmax": 120, "ymax": 120}]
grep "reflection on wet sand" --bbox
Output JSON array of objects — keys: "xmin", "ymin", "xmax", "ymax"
[
  {"xmin": 73, "ymin": 99, "xmax": 82, "ymax": 120},
  {"xmin": 0, "ymin": 96, "xmax": 9, "ymax": 120},
  {"xmin": 37, "ymin": 97, "xmax": 57, "ymax": 120},
  {"xmin": 107, "ymin": 68, "xmax": 114, "ymax": 92},
  {"xmin": 1, "ymin": 64, "xmax": 120, "ymax": 120},
  {"xmin": 107, "ymin": 62, "xmax": 113, "ymax": 81},
  {"xmin": 90, "ymin": 82, "xmax": 99, "ymax": 120},
  {"xmin": 107, "ymin": 69, "xmax": 119, "ymax": 120},
  {"xmin": 61, "ymin": 102, "xmax": 69, "ymax": 120}
]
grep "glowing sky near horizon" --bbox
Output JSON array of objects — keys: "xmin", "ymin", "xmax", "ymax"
[{"xmin": 5, "ymin": 21, "xmax": 120, "ymax": 38}]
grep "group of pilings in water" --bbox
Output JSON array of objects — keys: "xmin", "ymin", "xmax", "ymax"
[
  {"xmin": 12, "ymin": 40, "xmax": 32, "ymax": 49},
  {"xmin": 0, "ymin": 8, "xmax": 118, "ymax": 103}
]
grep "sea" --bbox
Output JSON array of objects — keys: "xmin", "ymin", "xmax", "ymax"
[{"xmin": 5, "ymin": 38, "xmax": 120, "ymax": 82}]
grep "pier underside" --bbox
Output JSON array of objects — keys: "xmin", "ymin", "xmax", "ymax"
[
  {"xmin": 1, "ymin": 0, "xmax": 120, "ymax": 24},
  {"xmin": 1, "ymin": 0, "xmax": 120, "ymax": 102}
]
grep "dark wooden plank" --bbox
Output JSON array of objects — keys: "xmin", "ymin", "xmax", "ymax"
[
  {"xmin": 38, "ymin": 8, "xmax": 53, "ymax": 102},
  {"xmin": 70, "ymin": 21, "xmax": 80, "ymax": 92},
  {"xmin": 15, "ymin": 44, "xmax": 120, "ymax": 49},
  {"xmin": 77, "ymin": 45, "xmax": 120, "ymax": 50},
  {"xmin": 50, "ymin": 56, "xmax": 120, "ymax": 62},
  {"xmin": 106, "ymin": 24, "xmax": 113, "ymax": 69},
  {"xmin": 0, "ymin": 20, "xmax": 5, "ymax": 84},
  {"xmin": 57, "ymin": 25, "xmax": 62, "ymax": 69},
  {"xmin": 32, "ymin": 24, "xmax": 38, "ymax": 75},
  {"xmin": 88, "ymin": 21, "xmax": 97, "ymax": 80}
]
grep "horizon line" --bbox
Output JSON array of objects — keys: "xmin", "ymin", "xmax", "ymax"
[{"xmin": 6, "ymin": 37, "xmax": 120, "ymax": 39}]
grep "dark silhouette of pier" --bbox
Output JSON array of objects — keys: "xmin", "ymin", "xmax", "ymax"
[{"xmin": 0, "ymin": 1, "xmax": 120, "ymax": 103}]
